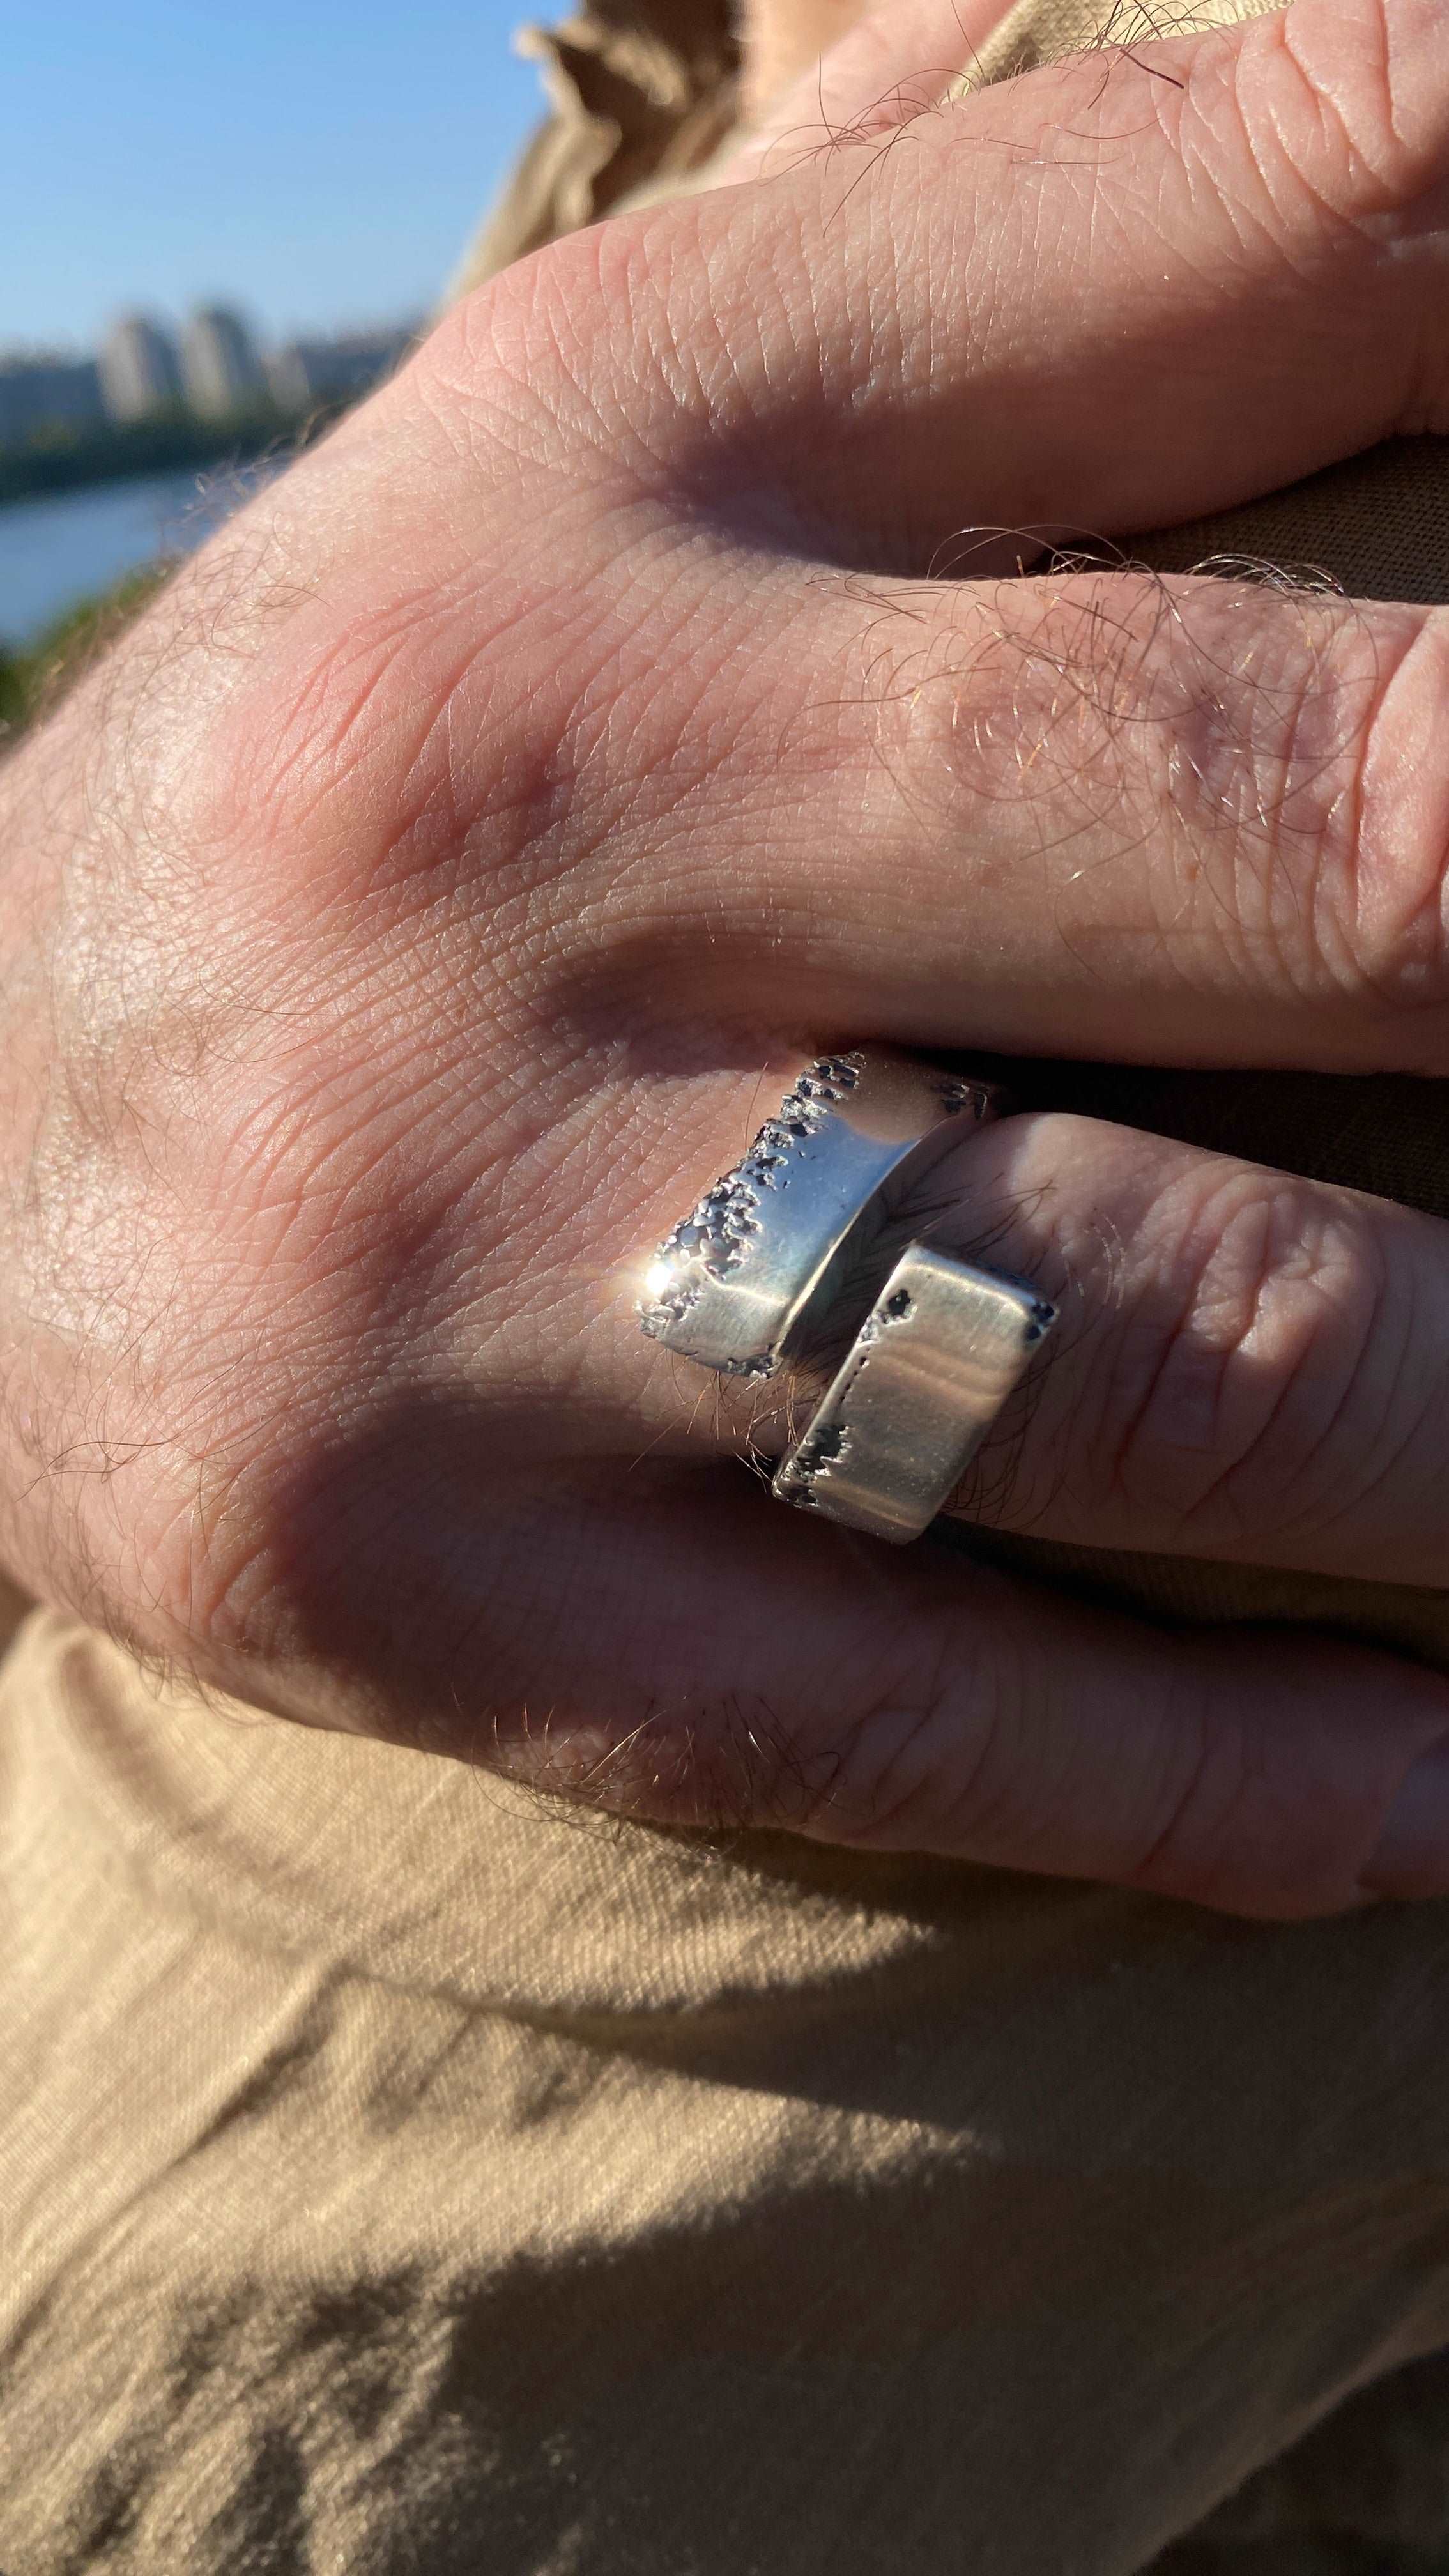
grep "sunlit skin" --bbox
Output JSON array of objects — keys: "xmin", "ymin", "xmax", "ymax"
[{"xmin": 5, "ymin": 0, "xmax": 1449, "ymax": 1917}]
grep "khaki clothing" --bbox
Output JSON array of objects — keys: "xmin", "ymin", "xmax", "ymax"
[
  {"xmin": 6, "ymin": 1610, "xmax": 1449, "ymax": 2576},
  {"xmin": 8, "ymin": 2, "xmax": 1449, "ymax": 2570}
]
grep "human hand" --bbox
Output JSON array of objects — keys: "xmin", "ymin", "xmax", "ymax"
[{"xmin": 8, "ymin": 0, "xmax": 1449, "ymax": 1916}]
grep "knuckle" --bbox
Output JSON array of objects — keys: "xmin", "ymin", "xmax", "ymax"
[
  {"xmin": 1200, "ymin": 599, "xmax": 1449, "ymax": 1022},
  {"xmin": 418, "ymin": 249, "xmax": 602, "ymax": 468},
  {"xmin": 1226, "ymin": 0, "xmax": 1434, "ymax": 231},
  {"xmin": 1121, "ymin": 1681, "xmax": 1303, "ymax": 1919},
  {"xmin": 880, "ymin": 574, "xmax": 1168, "ymax": 921},
  {"xmin": 1137, "ymin": 586, "xmax": 1449, "ymax": 1024},
  {"xmin": 212, "ymin": 580, "xmax": 468, "ymax": 885},
  {"xmin": 1120, "ymin": 1679, "xmax": 1236, "ymax": 1904},
  {"xmin": 1347, "ymin": 611, "xmax": 1449, "ymax": 1011},
  {"xmin": 903, "ymin": 574, "xmax": 1449, "ymax": 1036},
  {"xmin": 800, "ymin": 1615, "xmax": 1016, "ymax": 1853},
  {"xmin": 1107, "ymin": 1163, "xmax": 1383, "ymax": 1544},
  {"xmin": 421, "ymin": 220, "xmax": 693, "ymax": 488},
  {"xmin": 1126, "ymin": 1642, "xmax": 1433, "ymax": 1924}
]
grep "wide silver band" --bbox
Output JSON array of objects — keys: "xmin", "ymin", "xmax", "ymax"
[
  {"xmin": 771, "ymin": 1244, "xmax": 1054, "ymax": 1542},
  {"xmin": 639, "ymin": 1046, "xmax": 1055, "ymax": 1544},
  {"xmin": 638, "ymin": 1050, "xmax": 999, "ymax": 1380}
]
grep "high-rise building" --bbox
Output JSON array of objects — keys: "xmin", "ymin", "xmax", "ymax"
[
  {"xmin": 180, "ymin": 307, "xmax": 266, "ymax": 419},
  {"xmin": 266, "ymin": 325, "xmax": 416, "ymax": 415},
  {"xmin": 0, "ymin": 353, "xmax": 104, "ymax": 450},
  {"xmin": 98, "ymin": 314, "xmax": 182, "ymax": 422}
]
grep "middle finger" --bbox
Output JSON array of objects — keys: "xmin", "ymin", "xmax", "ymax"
[{"xmin": 616, "ymin": 565, "xmax": 1449, "ymax": 1073}]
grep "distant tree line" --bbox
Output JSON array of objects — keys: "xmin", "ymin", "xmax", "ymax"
[{"xmin": 0, "ymin": 400, "xmax": 346, "ymax": 507}]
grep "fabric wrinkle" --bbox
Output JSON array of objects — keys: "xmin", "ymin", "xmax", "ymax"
[{"xmin": 8, "ymin": 0, "xmax": 1449, "ymax": 2566}]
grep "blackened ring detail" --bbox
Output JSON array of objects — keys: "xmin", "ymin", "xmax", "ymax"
[
  {"xmin": 638, "ymin": 1048, "xmax": 1000, "ymax": 1381},
  {"xmin": 638, "ymin": 1046, "xmax": 1056, "ymax": 1543}
]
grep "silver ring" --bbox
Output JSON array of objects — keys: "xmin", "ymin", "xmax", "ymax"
[
  {"xmin": 638, "ymin": 1049, "xmax": 1000, "ymax": 1379},
  {"xmin": 638, "ymin": 1046, "xmax": 1055, "ymax": 1543},
  {"xmin": 771, "ymin": 1243, "xmax": 1055, "ymax": 1543}
]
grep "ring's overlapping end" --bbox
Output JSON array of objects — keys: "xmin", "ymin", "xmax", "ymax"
[
  {"xmin": 772, "ymin": 1246, "xmax": 1056, "ymax": 1544},
  {"xmin": 638, "ymin": 1044, "xmax": 1052, "ymax": 1544}
]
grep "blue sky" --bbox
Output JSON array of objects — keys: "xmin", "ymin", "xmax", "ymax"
[{"xmin": 3, "ymin": 0, "xmax": 546, "ymax": 351}]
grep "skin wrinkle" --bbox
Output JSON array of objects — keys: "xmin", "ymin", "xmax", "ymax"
[
  {"xmin": 1112, "ymin": 1175, "xmax": 1376, "ymax": 1533},
  {"xmin": 1351, "ymin": 617, "xmax": 1449, "ymax": 999},
  {"xmin": 1229, "ymin": 1260, "xmax": 1394, "ymax": 1551},
  {"xmin": 1308, "ymin": 1297, "xmax": 1439, "ymax": 1556},
  {"xmin": 855, "ymin": 1113, "xmax": 1449, "ymax": 1584},
  {"xmin": 1092, "ymin": 1193, "xmax": 1211, "ymax": 1517},
  {"xmin": 1213, "ymin": 601, "xmax": 1400, "ymax": 1004},
  {"xmin": 1101, "ymin": 590, "xmax": 1353, "ymax": 999},
  {"xmin": 1120, "ymin": 1670, "xmax": 1229, "ymax": 1893},
  {"xmin": 1207, "ymin": 1219, "xmax": 1410, "ymax": 1544},
  {"xmin": 464, "ymin": 229, "xmax": 675, "ymax": 491},
  {"xmin": 868, "ymin": 588, "xmax": 1213, "ymax": 1003},
  {"xmin": 820, "ymin": 1610, "xmax": 1006, "ymax": 1848},
  {"xmin": 1267, "ymin": 1247, "xmax": 1441, "ymax": 1553},
  {"xmin": 1098, "ymin": 592, "xmax": 1305, "ymax": 984},
  {"xmin": 13, "ymin": 0, "xmax": 1449, "ymax": 1913},
  {"xmin": 1277, "ymin": 0, "xmax": 1402, "ymax": 206},
  {"xmin": 859, "ymin": 573, "xmax": 1449, "ymax": 1034}
]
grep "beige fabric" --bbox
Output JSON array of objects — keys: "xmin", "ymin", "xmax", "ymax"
[
  {"xmin": 6, "ymin": 1610, "xmax": 1449, "ymax": 2576},
  {"xmin": 448, "ymin": 0, "xmax": 738, "ymax": 291},
  {"xmin": 8, "ymin": 3, "xmax": 1449, "ymax": 2571}
]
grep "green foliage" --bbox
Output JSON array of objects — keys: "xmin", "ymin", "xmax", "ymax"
[
  {"xmin": 0, "ymin": 404, "xmax": 328, "ymax": 507},
  {"xmin": 0, "ymin": 645, "xmax": 27, "ymax": 733},
  {"xmin": 0, "ymin": 564, "xmax": 169, "ymax": 742}
]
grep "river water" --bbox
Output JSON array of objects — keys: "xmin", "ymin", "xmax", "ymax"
[{"xmin": 0, "ymin": 467, "xmax": 274, "ymax": 648}]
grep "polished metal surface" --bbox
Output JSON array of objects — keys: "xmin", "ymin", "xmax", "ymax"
[
  {"xmin": 772, "ymin": 1246, "xmax": 1057, "ymax": 1543},
  {"xmin": 638, "ymin": 1050, "xmax": 999, "ymax": 1379}
]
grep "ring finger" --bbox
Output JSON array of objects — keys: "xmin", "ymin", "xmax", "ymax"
[
  {"xmin": 836, "ymin": 1105, "xmax": 1449, "ymax": 1586},
  {"xmin": 629, "ymin": 1083, "xmax": 1449, "ymax": 1588}
]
